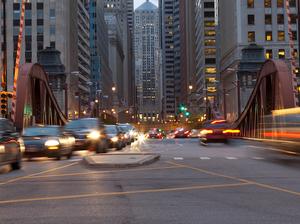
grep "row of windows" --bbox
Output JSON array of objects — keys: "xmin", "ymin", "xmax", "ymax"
[
  {"xmin": 248, "ymin": 14, "xmax": 297, "ymax": 25},
  {"xmin": 247, "ymin": 0, "xmax": 296, "ymax": 8},
  {"xmin": 248, "ymin": 30, "xmax": 297, "ymax": 42},
  {"xmin": 265, "ymin": 48, "xmax": 292, "ymax": 59}
]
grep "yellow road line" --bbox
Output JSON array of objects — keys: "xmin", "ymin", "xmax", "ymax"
[
  {"xmin": 0, "ymin": 162, "xmax": 79, "ymax": 186},
  {"xmin": 0, "ymin": 182, "xmax": 250, "ymax": 205},
  {"xmin": 28, "ymin": 165, "xmax": 185, "ymax": 179},
  {"xmin": 168, "ymin": 161, "xmax": 300, "ymax": 197}
]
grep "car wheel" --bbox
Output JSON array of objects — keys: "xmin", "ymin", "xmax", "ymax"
[
  {"xmin": 11, "ymin": 159, "xmax": 22, "ymax": 170},
  {"xmin": 66, "ymin": 151, "xmax": 73, "ymax": 159}
]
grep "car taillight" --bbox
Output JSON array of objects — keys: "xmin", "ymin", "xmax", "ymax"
[
  {"xmin": 174, "ymin": 131, "xmax": 178, "ymax": 134},
  {"xmin": 184, "ymin": 131, "xmax": 189, "ymax": 134},
  {"xmin": 200, "ymin": 129, "xmax": 213, "ymax": 135},
  {"xmin": 222, "ymin": 129, "xmax": 240, "ymax": 134}
]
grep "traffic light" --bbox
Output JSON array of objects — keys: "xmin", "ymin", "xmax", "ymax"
[
  {"xmin": 185, "ymin": 111, "xmax": 190, "ymax": 117},
  {"xmin": 179, "ymin": 104, "xmax": 187, "ymax": 112},
  {"xmin": 0, "ymin": 91, "xmax": 13, "ymax": 116}
]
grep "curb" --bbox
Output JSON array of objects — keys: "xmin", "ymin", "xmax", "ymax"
[{"xmin": 83, "ymin": 153, "xmax": 160, "ymax": 168}]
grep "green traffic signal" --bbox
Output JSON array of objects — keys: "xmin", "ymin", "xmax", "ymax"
[{"xmin": 185, "ymin": 111, "xmax": 190, "ymax": 117}]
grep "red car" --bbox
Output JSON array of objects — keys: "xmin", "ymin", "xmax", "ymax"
[
  {"xmin": 174, "ymin": 128, "xmax": 190, "ymax": 138},
  {"xmin": 199, "ymin": 120, "xmax": 240, "ymax": 144},
  {"xmin": 147, "ymin": 129, "xmax": 164, "ymax": 139}
]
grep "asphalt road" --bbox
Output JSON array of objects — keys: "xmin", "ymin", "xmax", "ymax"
[{"xmin": 1, "ymin": 139, "xmax": 300, "ymax": 224}]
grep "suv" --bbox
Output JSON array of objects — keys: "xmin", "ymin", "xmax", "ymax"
[
  {"xmin": 0, "ymin": 118, "xmax": 22, "ymax": 170},
  {"xmin": 64, "ymin": 118, "xmax": 108, "ymax": 153}
]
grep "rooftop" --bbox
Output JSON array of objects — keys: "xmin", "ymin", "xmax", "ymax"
[{"xmin": 135, "ymin": 0, "xmax": 157, "ymax": 11}]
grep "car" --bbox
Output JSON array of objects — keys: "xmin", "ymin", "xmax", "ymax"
[
  {"xmin": 22, "ymin": 125, "xmax": 74, "ymax": 160},
  {"xmin": 189, "ymin": 129, "xmax": 200, "ymax": 138},
  {"xmin": 117, "ymin": 123, "xmax": 137, "ymax": 142},
  {"xmin": 63, "ymin": 118, "xmax": 108, "ymax": 153},
  {"xmin": 174, "ymin": 128, "xmax": 190, "ymax": 138},
  {"xmin": 0, "ymin": 118, "xmax": 22, "ymax": 170},
  {"xmin": 147, "ymin": 128, "xmax": 164, "ymax": 139},
  {"xmin": 199, "ymin": 120, "xmax": 240, "ymax": 145},
  {"xmin": 105, "ymin": 125, "xmax": 125, "ymax": 150}
]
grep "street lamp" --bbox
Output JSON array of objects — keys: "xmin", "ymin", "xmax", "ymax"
[
  {"xmin": 188, "ymin": 85, "xmax": 193, "ymax": 91},
  {"xmin": 112, "ymin": 86, "xmax": 116, "ymax": 92}
]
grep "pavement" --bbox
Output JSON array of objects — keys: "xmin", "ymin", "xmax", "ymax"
[{"xmin": 1, "ymin": 138, "xmax": 300, "ymax": 224}]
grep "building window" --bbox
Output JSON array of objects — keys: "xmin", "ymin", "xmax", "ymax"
[
  {"xmin": 205, "ymin": 67, "xmax": 217, "ymax": 74},
  {"xmin": 248, "ymin": 31, "xmax": 255, "ymax": 42},
  {"xmin": 265, "ymin": 31, "xmax": 273, "ymax": 41},
  {"xmin": 248, "ymin": 15, "xmax": 255, "ymax": 25},
  {"xmin": 293, "ymin": 49, "xmax": 298, "ymax": 58},
  {"xmin": 278, "ymin": 49, "xmax": 285, "ymax": 59},
  {"xmin": 289, "ymin": 0, "xmax": 296, "ymax": 7},
  {"xmin": 292, "ymin": 31, "xmax": 297, "ymax": 40},
  {"xmin": 265, "ymin": 49, "xmax": 273, "ymax": 59},
  {"xmin": 205, "ymin": 58, "xmax": 216, "ymax": 64},
  {"xmin": 204, "ymin": 39, "xmax": 216, "ymax": 46},
  {"xmin": 277, "ymin": 0, "xmax": 284, "ymax": 7},
  {"xmin": 205, "ymin": 30, "xmax": 216, "ymax": 37},
  {"xmin": 37, "ymin": 2, "xmax": 43, "ymax": 10},
  {"xmin": 50, "ymin": 41, "xmax": 55, "ymax": 48},
  {"xmin": 50, "ymin": 25, "xmax": 55, "ymax": 35},
  {"xmin": 204, "ymin": 21, "xmax": 215, "ymax": 27},
  {"xmin": 37, "ymin": 19, "xmax": 44, "ymax": 26},
  {"xmin": 247, "ymin": 0, "xmax": 254, "ymax": 8},
  {"xmin": 278, "ymin": 31, "xmax": 285, "ymax": 41},
  {"xmin": 205, "ymin": 48, "xmax": 216, "ymax": 55},
  {"xmin": 265, "ymin": 14, "xmax": 272, "ymax": 24},
  {"xmin": 204, "ymin": 11, "xmax": 214, "ymax": 18},
  {"xmin": 277, "ymin": 14, "xmax": 284, "ymax": 24},
  {"xmin": 204, "ymin": 2, "xmax": 214, "ymax": 8},
  {"xmin": 264, "ymin": 0, "xmax": 271, "ymax": 7},
  {"xmin": 290, "ymin": 14, "xmax": 297, "ymax": 24},
  {"xmin": 50, "ymin": 9, "xmax": 55, "ymax": 19}
]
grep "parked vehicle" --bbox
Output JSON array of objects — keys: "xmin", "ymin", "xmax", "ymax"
[
  {"xmin": 0, "ymin": 118, "xmax": 22, "ymax": 170},
  {"xmin": 64, "ymin": 118, "xmax": 108, "ymax": 153},
  {"xmin": 22, "ymin": 125, "xmax": 74, "ymax": 160},
  {"xmin": 105, "ymin": 125, "xmax": 125, "ymax": 150}
]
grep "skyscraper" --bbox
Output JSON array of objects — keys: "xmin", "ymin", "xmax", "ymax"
[{"xmin": 134, "ymin": 0, "xmax": 162, "ymax": 122}]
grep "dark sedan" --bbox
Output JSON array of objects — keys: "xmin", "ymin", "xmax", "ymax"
[
  {"xmin": 22, "ymin": 126, "xmax": 74, "ymax": 160},
  {"xmin": 64, "ymin": 118, "xmax": 108, "ymax": 153},
  {"xmin": 0, "ymin": 118, "xmax": 22, "ymax": 170},
  {"xmin": 105, "ymin": 125, "xmax": 125, "ymax": 150}
]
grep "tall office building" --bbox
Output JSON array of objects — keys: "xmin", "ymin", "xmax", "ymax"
[
  {"xmin": 134, "ymin": 0, "xmax": 162, "ymax": 122},
  {"xmin": 88, "ymin": 0, "xmax": 114, "ymax": 110},
  {"xmin": 159, "ymin": 0, "xmax": 180, "ymax": 120},
  {"xmin": 0, "ymin": 0, "xmax": 91, "ymax": 118},
  {"xmin": 195, "ymin": 0, "xmax": 218, "ymax": 114},
  {"xmin": 219, "ymin": 0, "xmax": 299, "ymax": 121}
]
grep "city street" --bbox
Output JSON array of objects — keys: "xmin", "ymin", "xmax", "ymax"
[{"xmin": 1, "ymin": 139, "xmax": 300, "ymax": 223}]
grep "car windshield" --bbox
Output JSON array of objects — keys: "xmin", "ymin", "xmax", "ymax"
[
  {"xmin": 23, "ymin": 127, "xmax": 60, "ymax": 137},
  {"xmin": 118, "ymin": 125, "xmax": 132, "ymax": 131},
  {"xmin": 105, "ymin": 125, "xmax": 118, "ymax": 134},
  {"xmin": 65, "ymin": 119, "xmax": 98, "ymax": 130}
]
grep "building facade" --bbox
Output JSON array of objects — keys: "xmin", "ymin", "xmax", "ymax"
[
  {"xmin": 195, "ymin": 0, "xmax": 218, "ymax": 115},
  {"xmin": 134, "ymin": 0, "xmax": 162, "ymax": 122},
  {"xmin": 219, "ymin": 0, "xmax": 299, "ymax": 121},
  {"xmin": 0, "ymin": 0, "xmax": 91, "ymax": 118}
]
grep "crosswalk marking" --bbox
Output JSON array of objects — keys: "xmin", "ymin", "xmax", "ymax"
[
  {"xmin": 173, "ymin": 157, "xmax": 184, "ymax": 160},
  {"xmin": 225, "ymin": 157, "xmax": 237, "ymax": 160},
  {"xmin": 200, "ymin": 157, "xmax": 211, "ymax": 160}
]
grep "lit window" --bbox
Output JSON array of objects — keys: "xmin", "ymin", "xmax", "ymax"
[
  {"xmin": 247, "ymin": 0, "xmax": 254, "ymax": 8},
  {"xmin": 205, "ymin": 30, "xmax": 216, "ymax": 37},
  {"xmin": 204, "ymin": 21, "xmax": 215, "ymax": 27},
  {"xmin": 278, "ymin": 49, "xmax": 285, "ymax": 59},
  {"xmin": 264, "ymin": 0, "xmax": 271, "ymax": 7},
  {"xmin": 205, "ymin": 48, "xmax": 216, "ymax": 55},
  {"xmin": 265, "ymin": 31, "xmax": 273, "ymax": 41},
  {"xmin": 277, "ymin": 0, "xmax": 284, "ymax": 7},
  {"xmin": 204, "ymin": 39, "xmax": 216, "ymax": 46},
  {"xmin": 248, "ymin": 31, "xmax": 255, "ymax": 42},
  {"xmin": 265, "ymin": 49, "xmax": 273, "ymax": 59},
  {"xmin": 207, "ymin": 87, "xmax": 217, "ymax": 93},
  {"xmin": 205, "ymin": 67, "xmax": 217, "ymax": 74},
  {"xmin": 207, "ymin": 78, "xmax": 216, "ymax": 83},
  {"xmin": 278, "ymin": 31, "xmax": 285, "ymax": 41}
]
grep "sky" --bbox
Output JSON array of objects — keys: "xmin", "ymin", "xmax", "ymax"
[{"xmin": 134, "ymin": 0, "xmax": 158, "ymax": 9}]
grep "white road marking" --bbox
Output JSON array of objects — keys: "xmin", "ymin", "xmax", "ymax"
[
  {"xmin": 252, "ymin": 157, "xmax": 264, "ymax": 160},
  {"xmin": 68, "ymin": 158, "xmax": 82, "ymax": 162},
  {"xmin": 173, "ymin": 157, "xmax": 184, "ymax": 160},
  {"xmin": 226, "ymin": 157, "xmax": 237, "ymax": 160},
  {"xmin": 200, "ymin": 157, "xmax": 211, "ymax": 160}
]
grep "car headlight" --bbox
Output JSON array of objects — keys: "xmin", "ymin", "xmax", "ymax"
[
  {"xmin": 87, "ymin": 131, "xmax": 101, "ymax": 140},
  {"xmin": 45, "ymin": 139, "xmax": 60, "ymax": 147},
  {"xmin": 111, "ymin": 136, "xmax": 119, "ymax": 142}
]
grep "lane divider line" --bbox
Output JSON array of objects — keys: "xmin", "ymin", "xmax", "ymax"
[
  {"xmin": 0, "ymin": 162, "xmax": 79, "ymax": 186},
  {"xmin": 0, "ymin": 182, "xmax": 251, "ymax": 205},
  {"xmin": 167, "ymin": 161, "xmax": 300, "ymax": 197},
  {"xmin": 27, "ymin": 165, "xmax": 184, "ymax": 179}
]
